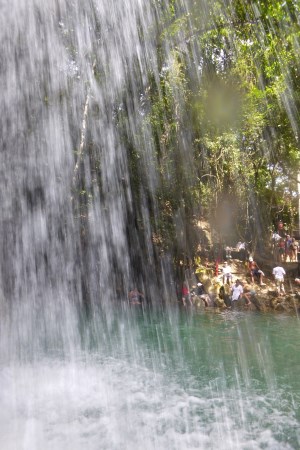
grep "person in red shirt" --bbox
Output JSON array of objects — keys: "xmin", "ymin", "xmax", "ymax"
[{"xmin": 182, "ymin": 282, "xmax": 192, "ymax": 306}]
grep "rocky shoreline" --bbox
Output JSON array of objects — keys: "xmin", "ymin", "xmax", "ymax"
[{"xmin": 192, "ymin": 259, "xmax": 300, "ymax": 314}]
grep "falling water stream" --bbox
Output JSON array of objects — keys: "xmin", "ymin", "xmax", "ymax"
[{"xmin": 0, "ymin": 0, "xmax": 299, "ymax": 449}]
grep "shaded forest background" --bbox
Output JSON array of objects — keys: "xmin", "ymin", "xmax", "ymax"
[{"xmin": 75, "ymin": 0, "xmax": 300, "ymax": 286}]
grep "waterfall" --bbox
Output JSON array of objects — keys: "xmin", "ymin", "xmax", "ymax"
[
  {"xmin": 0, "ymin": 0, "xmax": 177, "ymax": 356},
  {"xmin": 1, "ymin": 2, "xmax": 300, "ymax": 449}
]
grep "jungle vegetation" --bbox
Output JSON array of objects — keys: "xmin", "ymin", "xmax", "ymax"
[
  {"xmin": 75, "ymin": 0, "xmax": 300, "ymax": 274},
  {"xmin": 125, "ymin": 0, "xmax": 300, "ymax": 260}
]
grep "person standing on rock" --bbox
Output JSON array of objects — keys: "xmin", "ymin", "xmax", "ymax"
[
  {"xmin": 272, "ymin": 265, "xmax": 286, "ymax": 296},
  {"xmin": 222, "ymin": 261, "xmax": 233, "ymax": 285},
  {"xmin": 284, "ymin": 235, "xmax": 292, "ymax": 262},
  {"xmin": 289, "ymin": 238, "xmax": 298, "ymax": 262},
  {"xmin": 277, "ymin": 238, "xmax": 285, "ymax": 262}
]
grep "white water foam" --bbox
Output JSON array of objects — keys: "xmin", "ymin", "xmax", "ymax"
[{"xmin": 0, "ymin": 356, "xmax": 298, "ymax": 450}]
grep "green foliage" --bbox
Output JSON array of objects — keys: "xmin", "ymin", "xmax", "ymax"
[
  {"xmin": 64, "ymin": 0, "xmax": 300, "ymax": 279},
  {"xmin": 116, "ymin": 0, "xmax": 300, "ymax": 257}
]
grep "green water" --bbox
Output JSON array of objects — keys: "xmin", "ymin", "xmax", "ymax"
[
  {"xmin": 1, "ymin": 308, "xmax": 299, "ymax": 449},
  {"xmin": 106, "ymin": 308, "xmax": 300, "ymax": 449}
]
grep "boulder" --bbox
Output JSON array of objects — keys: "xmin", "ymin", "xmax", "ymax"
[{"xmin": 275, "ymin": 302, "xmax": 287, "ymax": 312}]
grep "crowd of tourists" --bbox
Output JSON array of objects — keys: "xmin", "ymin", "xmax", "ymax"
[
  {"xmin": 180, "ymin": 257, "xmax": 263, "ymax": 309},
  {"xmin": 180, "ymin": 232, "xmax": 300, "ymax": 309},
  {"xmin": 127, "ymin": 222, "xmax": 300, "ymax": 307},
  {"xmin": 272, "ymin": 220, "xmax": 300, "ymax": 263},
  {"xmin": 272, "ymin": 233, "xmax": 299, "ymax": 262},
  {"xmin": 180, "ymin": 258, "xmax": 298, "ymax": 309}
]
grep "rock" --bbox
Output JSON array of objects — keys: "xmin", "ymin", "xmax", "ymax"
[
  {"xmin": 270, "ymin": 298, "xmax": 279, "ymax": 308},
  {"xmin": 249, "ymin": 295, "xmax": 262, "ymax": 311},
  {"xmin": 192, "ymin": 296, "xmax": 205, "ymax": 308},
  {"xmin": 284, "ymin": 295, "xmax": 295, "ymax": 304},
  {"xmin": 214, "ymin": 297, "xmax": 225, "ymax": 308},
  {"xmin": 248, "ymin": 303, "xmax": 257, "ymax": 312},
  {"xmin": 275, "ymin": 302, "xmax": 287, "ymax": 311},
  {"xmin": 268, "ymin": 290, "xmax": 277, "ymax": 296}
]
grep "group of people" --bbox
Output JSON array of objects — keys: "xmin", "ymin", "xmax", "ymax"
[
  {"xmin": 219, "ymin": 277, "xmax": 259, "ymax": 308},
  {"xmin": 222, "ymin": 258, "xmax": 265, "ymax": 286},
  {"xmin": 272, "ymin": 230, "xmax": 299, "ymax": 263},
  {"xmin": 221, "ymin": 255, "xmax": 296, "ymax": 297},
  {"xmin": 181, "ymin": 277, "xmax": 257, "ymax": 309},
  {"xmin": 129, "ymin": 231, "xmax": 299, "ymax": 307},
  {"xmin": 181, "ymin": 250, "xmax": 299, "ymax": 308}
]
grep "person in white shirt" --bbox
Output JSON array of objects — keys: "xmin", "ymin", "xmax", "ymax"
[
  {"xmin": 272, "ymin": 232, "xmax": 281, "ymax": 243},
  {"xmin": 231, "ymin": 279, "xmax": 243, "ymax": 304},
  {"xmin": 222, "ymin": 261, "xmax": 233, "ymax": 285},
  {"xmin": 272, "ymin": 266, "xmax": 286, "ymax": 296}
]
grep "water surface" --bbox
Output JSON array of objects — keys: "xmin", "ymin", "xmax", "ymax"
[{"xmin": 1, "ymin": 309, "xmax": 299, "ymax": 449}]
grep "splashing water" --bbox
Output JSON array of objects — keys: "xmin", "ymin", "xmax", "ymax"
[
  {"xmin": 0, "ymin": 0, "xmax": 300, "ymax": 449},
  {"xmin": 0, "ymin": 311, "xmax": 300, "ymax": 449},
  {"xmin": 0, "ymin": 0, "xmax": 163, "ymax": 355}
]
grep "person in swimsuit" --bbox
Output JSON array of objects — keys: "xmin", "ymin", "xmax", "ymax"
[
  {"xmin": 128, "ymin": 288, "xmax": 144, "ymax": 304},
  {"xmin": 248, "ymin": 257, "xmax": 264, "ymax": 285}
]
